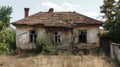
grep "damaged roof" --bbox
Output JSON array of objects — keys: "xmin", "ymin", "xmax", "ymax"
[{"xmin": 12, "ymin": 8, "xmax": 103, "ymax": 27}]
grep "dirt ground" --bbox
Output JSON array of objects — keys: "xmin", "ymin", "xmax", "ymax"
[{"xmin": 0, "ymin": 54, "xmax": 117, "ymax": 67}]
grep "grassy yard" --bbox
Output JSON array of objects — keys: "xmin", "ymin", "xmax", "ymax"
[{"xmin": 0, "ymin": 54, "xmax": 117, "ymax": 67}]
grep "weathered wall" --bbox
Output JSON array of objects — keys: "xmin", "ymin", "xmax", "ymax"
[
  {"xmin": 73, "ymin": 26, "xmax": 99, "ymax": 47},
  {"xmin": 110, "ymin": 43, "xmax": 120, "ymax": 62},
  {"xmin": 16, "ymin": 26, "xmax": 45, "ymax": 49},
  {"xmin": 16, "ymin": 25, "xmax": 100, "ymax": 49},
  {"xmin": 16, "ymin": 26, "xmax": 72, "ymax": 49},
  {"xmin": 46, "ymin": 28, "xmax": 72, "ymax": 47}
]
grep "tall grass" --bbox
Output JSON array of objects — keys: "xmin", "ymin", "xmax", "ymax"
[{"xmin": 0, "ymin": 54, "xmax": 116, "ymax": 67}]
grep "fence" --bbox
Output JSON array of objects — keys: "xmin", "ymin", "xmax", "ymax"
[
  {"xmin": 100, "ymin": 38, "xmax": 110, "ymax": 56},
  {"xmin": 110, "ymin": 42, "xmax": 120, "ymax": 62}
]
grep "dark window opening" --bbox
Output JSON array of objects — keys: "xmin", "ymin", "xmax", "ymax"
[
  {"xmin": 29, "ymin": 30, "xmax": 37, "ymax": 43},
  {"xmin": 72, "ymin": 32, "xmax": 76, "ymax": 42},
  {"xmin": 78, "ymin": 30, "xmax": 87, "ymax": 42},
  {"xmin": 55, "ymin": 32, "xmax": 62, "ymax": 43}
]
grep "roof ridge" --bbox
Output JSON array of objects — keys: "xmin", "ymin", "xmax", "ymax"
[
  {"xmin": 12, "ymin": 10, "xmax": 103, "ymax": 26},
  {"xmin": 74, "ymin": 12, "xmax": 103, "ymax": 23}
]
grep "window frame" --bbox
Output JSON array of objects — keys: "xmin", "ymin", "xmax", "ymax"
[
  {"xmin": 78, "ymin": 30, "xmax": 87, "ymax": 43},
  {"xmin": 29, "ymin": 30, "xmax": 37, "ymax": 43},
  {"xmin": 54, "ymin": 31, "xmax": 62, "ymax": 43}
]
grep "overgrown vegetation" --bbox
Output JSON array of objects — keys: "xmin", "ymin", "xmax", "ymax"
[
  {"xmin": 0, "ymin": 6, "xmax": 16, "ymax": 54},
  {"xmin": 101, "ymin": 0, "xmax": 120, "ymax": 43},
  {"xmin": 0, "ymin": 54, "xmax": 117, "ymax": 67},
  {"xmin": 34, "ymin": 35, "xmax": 55, "ymax": 55},
  {"xmin": 0, "ymin": 27, "xmax": 16, "ymax": 54}
]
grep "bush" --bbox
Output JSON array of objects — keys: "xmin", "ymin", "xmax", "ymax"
[
  {"xmin": 35, "ymin": 36, "xmax": 55, "ymax": 55},
  {"xmin": 6, "ymin": 27, "xmax": 16, "ymax": 50},
  {"xmin": 0, "ymin": 27, "xmax": 16, "ymax": 54},
  {"xmin": 0, "ymin": 42, "xmax": 13, "ymax": 54}
]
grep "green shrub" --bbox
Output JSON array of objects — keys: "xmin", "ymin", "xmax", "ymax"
[
  {"xmin": 0, "ymin": 27, "xmax": 16, "ymax": 54},
  {"xmin": 35, "ymin": 36, "xmax": 55, "ymax": 55},
  {"xmin": 0, "ymin": 42, "xmax": 13, "ymax": 54},
  {"xmin": 6, "ymin": 28, "xmax": 16, "ymax": 50}
]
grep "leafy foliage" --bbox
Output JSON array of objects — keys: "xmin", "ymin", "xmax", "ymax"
[
  {"xmin": 0, "ymin": 6, "xmax": 15, "ymax": 54},
  {"xmin": 0, "ymin": 27, "xmax": 16, "ymax": 54},
  {"xmin": 101, "ymin": 0, "xmax": 120, "ymax": 43},
  {"xmin": 35, "ymin": 35, "xmax": 55, "ymax": 54},
  {"xmin": 0, "ymin": 6, "xmax": 12, "ymax": 31},
  {"xmin": 0, "ymin": 43, "xmax": 13, "ymax": 54},
  {"xmin": 5, "ymin": 27, "xmax": 16, "ymax": 50}
]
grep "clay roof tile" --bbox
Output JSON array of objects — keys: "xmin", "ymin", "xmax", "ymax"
[{"xmin": 12, "ymin": 11, "xmax": 103, "ymax": 27}]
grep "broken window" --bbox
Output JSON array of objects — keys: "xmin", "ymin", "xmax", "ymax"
[
  {"xmin": 55, "ymin": 32, "xmax": 62, "ymax": 43},
  {"xmin": 29, "ymin": 30, "xmax": 37, "ymax": 43},
  {"xmin": 72, "ymin": 32, "xmax": 76, "ymax": 42},
  {"xmin": 78, "ymin": 30, "xmax": 87, "ymax": 42}
]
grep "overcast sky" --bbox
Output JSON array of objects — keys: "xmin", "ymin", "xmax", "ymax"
[{"xmin": 1, "ymin": 0, "xmax": 104, "ymax": 22}]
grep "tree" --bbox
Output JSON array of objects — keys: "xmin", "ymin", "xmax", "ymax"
[
  {"xmin": 101, "ymin": 0, "xmax": 120, "ymax": 43},
  {"xmin": 0, "ymin": 27, "xmax": 16, "ymax": 54},
  {"xmin": 0, "ymin": 6, "xmax": 12, "ymax": 31},
  {"xmin": 0, "ymin": 6, "xmax": 12, "ymax": 42},
  {"xmin": 0, "ymin": 6, "xmax": 16, "ymax": 54}
]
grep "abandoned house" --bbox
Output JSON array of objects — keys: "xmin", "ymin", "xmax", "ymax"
[{"xmin": 12, "ymin": 8, "xmax": 103, "ymax": 49}]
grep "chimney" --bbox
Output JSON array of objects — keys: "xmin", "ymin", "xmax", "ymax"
[
  {"xmin": 48, "ymin": 8, "xmax": 53, "ymax": 13},
  {"xmin": 24, "ymin": 8, "xmax": 29, "ymax": 17}
]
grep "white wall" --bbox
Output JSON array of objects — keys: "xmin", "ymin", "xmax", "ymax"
[
  {"xmin": 16, "ymin": 26, "xmax": 45, "ymax": 49},
  {"xmin": 111, "ymin": 43, "xmax": 120, "ymax": 62},
  {"xmin": 16, "ymin": 27, "xmax": 29, "ymax": 49},
  {"xmin": 87, "ymin": 27, "xmax": 99, "ymax": 43},
  {"xmin": 73, "ymin": 26, "xmax": 99, "ymax": 44}
]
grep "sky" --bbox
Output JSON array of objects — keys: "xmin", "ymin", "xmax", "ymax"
[{"xmin": 1, "ymin": 0, "xmax": 104, "ymax": 22}]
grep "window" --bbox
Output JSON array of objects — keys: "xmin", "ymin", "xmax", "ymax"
[
  {"xmin": 29, "ymin": 30, "xmax": 37, "ymax": 43},
  {"xmin": 78, "ymin": 30, "xmax": 87, "ymax": 42},
  {"xmin": 72, "ymin": 32, "xmax": 76, "ymax": 42},
  {"xmin": 55, "ymin": 32, "xmax": 62, "ymax": 43}
]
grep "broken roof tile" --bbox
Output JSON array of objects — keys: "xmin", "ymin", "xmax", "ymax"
[{"xmin": 12, "ymin": 11, "xmax": 103, "ymax": 27}]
